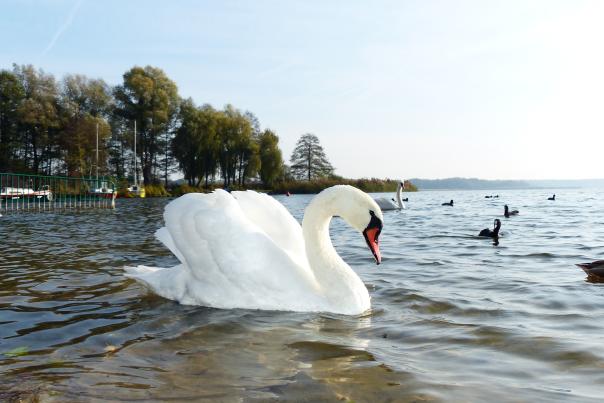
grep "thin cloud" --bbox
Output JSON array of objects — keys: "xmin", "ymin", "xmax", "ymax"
[
  {"xmin": 257, "ymin": 60, "xmax": 299, "ymax": 80},
  {"xmin": 41, "ymin": 0, "xmax": 83, "ymax": 57}
]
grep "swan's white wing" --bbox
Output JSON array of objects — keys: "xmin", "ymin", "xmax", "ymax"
[
  {"xmin": 231, "ymin": 190, "xmax": 306, "ymax": 264},
  {"xmin": 129, "ymin": 191, "xmax": 325, "ymax": 311},
  {"xmin": 374, "ymin": 197, "xmax": 398, "ymax": 210}
]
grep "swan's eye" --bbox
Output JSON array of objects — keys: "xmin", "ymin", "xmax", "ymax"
[{"xmin": 366, "ymin": 211, "xmax": 382, "ymax": 231}]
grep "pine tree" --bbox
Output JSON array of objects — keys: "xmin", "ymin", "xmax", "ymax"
[{"xmin": 290, "ymin": 133, "xmax": 334, "ymax": 181}]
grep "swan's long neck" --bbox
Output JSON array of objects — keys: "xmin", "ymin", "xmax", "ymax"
[
  {"xmin": 396, "ymin": 182, "xmax": 405, "ymax": 209},
  {"xmin": 301, "ymin": 191, "xmax": 370, "ymax": 311}
]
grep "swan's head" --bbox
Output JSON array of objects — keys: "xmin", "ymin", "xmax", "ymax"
[
  {"xmin": 333, "ymin": 186, "xmax": 384, "ymax": 265},
  {"xmin": 362, "ymin": 210, "xmax": 383, "ymax": 264},
  {"xmin": 399, "ymin": 181, "xmax": 406, "ymax": 189},
  {"xmin": 311, "ymin": 185, "xmax": 384, "ymax": 265}
]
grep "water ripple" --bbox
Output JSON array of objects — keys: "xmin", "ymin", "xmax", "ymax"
[{"xmin": 1, "ymin": 189, "xmax": 604, "ymax": 401}]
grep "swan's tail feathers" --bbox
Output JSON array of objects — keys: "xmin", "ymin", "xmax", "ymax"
[
  {"xmin": 155, "ymin": 227, "xmax": 187, "ymax": 264},
  {"xmin": 124, "ymin": 265, "xmax": 162, "ymax": 276},
  {"xmin": 124, "ymin": 264, "xmax": 189, "ymax": 302}
]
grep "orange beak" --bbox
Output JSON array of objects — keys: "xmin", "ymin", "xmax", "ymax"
[{"xmin": 363, "ymin": 227, "xmax": 381, "ymax": 265}]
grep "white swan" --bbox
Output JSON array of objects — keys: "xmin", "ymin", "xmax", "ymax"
[
  {"xmin": 374, "ymin": 180, "xmax": 406, "ymax": 210},
  {"xmin": 125, "ymin": 185, "xmax": 384, "ymax": 315}
]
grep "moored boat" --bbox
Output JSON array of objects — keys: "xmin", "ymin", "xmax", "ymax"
[{"xmin": 0, "ymin": 185, "xmax": 53, "ymax": 201}]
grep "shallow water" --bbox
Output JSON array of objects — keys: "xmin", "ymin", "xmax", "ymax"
[{"xmin": 1, "ymin": 189, "xmax": 604, "ymax": 402}]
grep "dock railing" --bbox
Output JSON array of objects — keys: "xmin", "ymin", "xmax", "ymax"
[{"xmin": 0, "ymin": 173, "xmax": 116, "ymax": 213}]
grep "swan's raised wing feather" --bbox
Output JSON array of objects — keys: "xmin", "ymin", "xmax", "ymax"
[
  {"xmin": 154, "ymin": 227, "xmax": 186, "ymax": 264},
  {"xmin": 232, "ymin": 190, "xmax": 306, "ymax": 263}
]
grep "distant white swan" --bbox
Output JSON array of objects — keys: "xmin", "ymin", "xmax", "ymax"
[
  {"xmin": 125, "ymin": 185, "xmax": 384, "ymax": 315},
  {"xmin": 374, "ymin": 181, "xmax": 406, "ymax": 210}
]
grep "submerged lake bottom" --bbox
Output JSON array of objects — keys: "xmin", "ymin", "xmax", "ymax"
[{"xmin": 1, "ymin": 189, "xmax": 604, "ymax": 402}]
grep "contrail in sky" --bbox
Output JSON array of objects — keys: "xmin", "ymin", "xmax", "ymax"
[{"xmin": 41, "ymin": 0, "xmax": 83, "ymax": 57}]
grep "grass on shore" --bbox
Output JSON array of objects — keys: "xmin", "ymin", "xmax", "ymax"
[
  {"xmin": 117, "ymin": 178, "xmax": 417, "ymax": 198},
  {"xmin": 270, "ymin": 178, "xmax": 417, "ymax": 194}
]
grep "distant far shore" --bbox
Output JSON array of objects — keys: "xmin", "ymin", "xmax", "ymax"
[
  {"xmin": 409, "ymin": 178, "xmax": 604, "ymax": 191},
  {"xmin": 138, "ymin": 177, "xmax": 604, "ymax": 198}
]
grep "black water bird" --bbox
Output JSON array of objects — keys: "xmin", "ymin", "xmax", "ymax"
[
  {"xmin": 402, "ymin": 197, "xmax": 408, "ymax": 202},
  {"xmin": 479, "ymin": 219, "xmax": 501, "ymax": 238},
  {"xmin": 504, "ymin": 205, "xmax": 519, "ymax": 218},
  {"xmin": 442, "ymin": 200, "xmax": 454, "ymax": 206},
  {"xmin": 548, "ymin": 194, "xmax": 556, "ymax": 201},
  {"xmin": 576, "ymin": 260, "xmax": 604, "ymax": 277},
  {"xmin": 485, "ymin": 195, "xmax": 493, "ymax": 198}
]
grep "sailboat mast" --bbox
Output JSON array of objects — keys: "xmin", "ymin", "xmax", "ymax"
[
  {"xmin": 134, "ymin": 120, "xmax": 137, "ymax": 186},
  {"xmin": 96, "ymin": 122, "xmax": 99, "ymax": 186}
]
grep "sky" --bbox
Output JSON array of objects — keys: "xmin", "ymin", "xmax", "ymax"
[{"xmin": 1, "ymin": 0, "xmax": 603, "ymax": 180}]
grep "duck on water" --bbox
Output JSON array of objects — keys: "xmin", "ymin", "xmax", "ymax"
[
  {"xmin": 576, "ymin": 261, "xmax": 604, "ymax": 279},
  {"xmin": 479, "ymin": 219, "xmax": 501, "ymax": 238},
  {"xmin": 504, "ymin": 205, "xmax": 519, "ymax": 218},
  {"xmin": 442, "ymin": 200, "xmax": 454, "ymax": 206}
]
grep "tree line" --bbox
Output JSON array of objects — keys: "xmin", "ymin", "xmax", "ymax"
[
  {"xmin": 1, "ymin": 63, "xmax": 412, "ymax": 193},
  {"xmin": 0, "ymin": 63, "xmax": 289, "ymax": 188}
]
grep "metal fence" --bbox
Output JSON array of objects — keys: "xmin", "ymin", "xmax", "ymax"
[{"xmin": 0, "ymin": 173, "xmax": 116, "ymax": 213}]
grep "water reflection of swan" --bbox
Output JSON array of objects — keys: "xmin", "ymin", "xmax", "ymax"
[
  {"xmin": 374, "ymin": 181, "xmax": 406, "ymax": 211},
  {"xmin": 126, "ymin": 186, "xmax": 384, "ymax": 315}
]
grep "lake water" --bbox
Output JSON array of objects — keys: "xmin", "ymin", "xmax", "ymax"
[{"xmin": 1, "ymin": 189, "xmax": 604, "ymax": 402}]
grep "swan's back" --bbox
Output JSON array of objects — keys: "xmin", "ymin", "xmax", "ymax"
[
  {"xmin": 163, "ymin": 190, "xmax": 307, "ymax": 273},
  {"xmin": 374, "ymin": 197, "xmax": 398, "ymax": 210}
]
